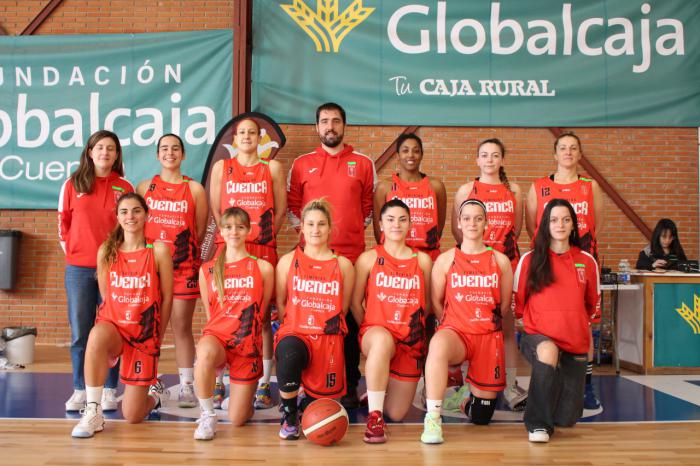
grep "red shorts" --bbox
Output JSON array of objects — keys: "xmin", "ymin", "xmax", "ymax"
[
  {"xmin": 206, "ymin": 334, "xmax": 262, "ymax": 385},
  {"xmin": 359, "ymin": 325, "xmax": 423, "ymax": 382},
  {"xmin": 111, "ymin": 341, "xmax": 159, "ymax": 386},
  {"xmin": 275, "ymin": 330, "xmax": 346, "ymax": 399},
  {"xmin": 173, "ymin": 265, "xmax": 200, "ymax": 300},
  {"xmin": 440, "ymin": 326, "xmax": 505, "ymax": 392}
]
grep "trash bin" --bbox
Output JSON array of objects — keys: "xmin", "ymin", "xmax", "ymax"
[
  {"xmin": 0, "ymin": 230, "xmax": 22, "ymax": 290},
  {"xmin": 2, "ymin": 326, "xmax": 37, "ymax": 365}
]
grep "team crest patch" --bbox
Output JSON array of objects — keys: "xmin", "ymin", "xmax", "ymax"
[
  {"xmin": 575, "ymin": 263, "xmax": 586, "ymax": 283},
  {"xmin": 347, "ymin": 161, "xmax": 356, "ymax": 177}
]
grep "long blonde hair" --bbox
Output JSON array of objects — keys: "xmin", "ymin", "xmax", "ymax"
[
  {"xmin": 100, "ymin": 193, "xmax": 148, "ymax": 267},
  {"xmin": 214, "ymin": 207, "xmax": 251, "ymax": 304}
]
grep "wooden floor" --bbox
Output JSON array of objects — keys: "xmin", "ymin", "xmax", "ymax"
[{"xmin": 3, "ymin": 346, "xmax": 697, "ymax": 465}]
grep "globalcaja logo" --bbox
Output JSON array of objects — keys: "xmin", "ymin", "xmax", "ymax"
[
  {"xmin": 281, "ymin": 0, "xmax": 374, "ymax": 52},
  {"xmin": 675, "ymin": 294, "xmax": 700, "ymax": 334}
]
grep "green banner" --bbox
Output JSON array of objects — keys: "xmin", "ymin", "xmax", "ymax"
[
  {"xmin": 251, "ymin": 1, "xmax": 700, "ymax": 126},
  {"xmin": 0, "ymin": 30, "xmax": 233, "ymax": 209},
  {"xmin": 653, "ymin": 283, "xmax": 700, "ymax": 367}
]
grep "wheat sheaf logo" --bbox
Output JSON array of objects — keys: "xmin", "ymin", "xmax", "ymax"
[
  {"xmin": 675, "ymin": 294, "xmax": 700, "ymax": 334},
  {"xmin": 281, "ymin": 0, "xmax": 374, "ymax": 53}
]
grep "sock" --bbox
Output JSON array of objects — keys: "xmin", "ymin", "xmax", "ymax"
[
  {"xmin": 259, "ymin": 359, "xmax": 272, "ymax": 385},
  {"xmin": 86, "ymin": 386, "xmax": 103, "ymax": 405},
  {"xmin": 199, "ymin": 397, "xmax": 215, "ymax": 414},
  {"xmin": 585, "ymin": 361, "xmax": 593, "ymax": 386},
  {"xmin": 506, "ymin": 367, "xmax": 517, "ymax": 389},
  {"xmin": 179, "ymin": 367, "xmax": 194, "ymax": 385},
  {"xmin": 281, "ymin": 396, "xmax": 298, "ymax": 424},
  {"xmin": 426, "ymin": 399, "xmax": 442, "ymax": 415},
  {"xmin": 367, "ymin": 390, "xmax": 386, "ymax": 413}
]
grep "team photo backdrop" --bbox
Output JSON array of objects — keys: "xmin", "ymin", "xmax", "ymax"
[
  {"xmin": 0, "ymin": 29, "xmax": 233, "ymax": 209},
  {"xmin": 252, "ymin": 0, "xmax": 700, "ymax": 126}
]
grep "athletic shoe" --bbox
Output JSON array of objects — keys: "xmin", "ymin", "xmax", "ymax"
[
  {"xmin": 65, "ymin": 389, "xmax": 86, "ymax": 412},
  {"xmin": 278, "ymin": 412, "xmax": 300, "ymax": 440},
  {"xmin": 148, "ymin": 378, "xmax": 167, "ymax": 411},
  {"xmin": 363, "ymin": 410, "xmax": 387, "ymax": 444},
  {"xmin": 420, "ymin": 412, "xmax": 444, "ymax": 444},
  {"xmin": 194, "ymin": 411, "xmax": 218, "ymax": 440},
  {"xmin": 340, "ymin": 388, "xmax": 360, "ymax": 410},
  {"xmin": 583, "ymin": 384, "xmax": 601, "ymax": 410},
  {"xmin": 221, "ymin": 397, "xmax": 230, "ymax": 411},
  {"xmin": 178, "ymin": 382, "xmax": 197, "ymax": 408},
  {"xmin": 212, "ymin": 382, "xmax": 226, "ymax": 410},
  {"xmin": 254, "ymin": 382, "xmax": 273, "ymax": 409},
  {"xmin": 71, "ymin": 403, "xmax": 104, "ymax": 438},
  {"xmin": 504, "ymin": 382, "xmax": 528, "ymax": 412},
  {"xmin": 101, "ymin": 388, "xmax": 119, "ymax": 412},
  {"xmin": 528, "ymin": 428, "xmax": 550, "ymax": 443}
]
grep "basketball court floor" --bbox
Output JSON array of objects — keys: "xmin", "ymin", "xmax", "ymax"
[{"xmin": 2, "ymin": 346, "xmax": 700, "ymax": 465}]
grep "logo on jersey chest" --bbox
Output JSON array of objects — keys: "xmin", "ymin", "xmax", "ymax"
[
  {"xmin": 224, "ymin": 276, "xmax": 254, "ymax": 289},
  {"xmin": 225, "ymin": 180, "xmax": 268, "ymax": 194},
  {"xmin": 293, "ymin": 276, "xmax": 339, "ymax": 296},
  {"xmin": 146, "ymin": 197, "xmax": 188, "ymax": 213},
  {"xmin": 450, "ymin": 272, "xmax": 498, "ymax": 289},
  {"xmin": 110, "ymin": 271, "xmax": 151, "ymax": 289},
  {"xmin": 484, "ymin": 200, "xmax": 513, "ymax": 213},
  {"xmin": 394, "ymin": 195, "xmax": 434, "ymax": 210},
  {"xmin": 375, "ymin": 271, "xmax": 420, "ymax": 290}
]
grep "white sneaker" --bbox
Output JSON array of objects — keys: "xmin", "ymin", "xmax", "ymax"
[
  {"xmin": 178, "ymin": 382, "xmax": 197, "ymax": 408},
  {"xmin": 71, "ymin": 403, "xmax": 104, "ymax": 438},
  {"xmin": 101, "ymin": 388, "xmax": 119, "ymax": 412},
  {"xmin": 65, "ymin": 390, "xmax": 86, "ymax": 412},
  {"xmin": 528, "ymin": 428, "xmax": 550, "ymax": 443},
  {"xmin": 148, "ymin": 378, "xmax": 167, "ymax": 411},
  {"xmin": 221, "ymin": 396, "xmax": 230, "ymax": 411},
  {"xmin": 194, "ymin": 411, "xmax": 218, "ymax": 440}
]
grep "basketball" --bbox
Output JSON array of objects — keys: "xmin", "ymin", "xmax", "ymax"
[{"xmin": 301, "ymin": 398, "xmax": 349, "ymax": 446}]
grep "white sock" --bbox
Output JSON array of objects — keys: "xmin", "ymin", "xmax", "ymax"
[
  {"xmin": 199, "ymin": 397, "xmax": 215, "ymax": 414},
  {"xmin": 86, "ymin": 386, "xmax": 103, "ymax": 405},
  {"xmin": 506, "ymin": 367, "xmax": 517, "ymax": 389},
  {"xmin": 179, "ymin": 367, "xmax": 194, "ymax": 385},
  {"xmin": 367, "ymin": 390, "xmax": 386, "ymax": 414},
  {"xmin": 427, "ymin": 399, "xmax": 442, "ymax": 415},
  {"xmin": 259, "ymin": 359, "xmax": 272, "ymax": 385}
]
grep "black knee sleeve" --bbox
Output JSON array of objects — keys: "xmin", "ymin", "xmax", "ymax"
[
  {"xmin": 275, "ymin": 336, "xmax": 309, "ymax": 393},
  {"xmin": 467, "ymin": 395, "xmax": 497, "ymax": 425}
]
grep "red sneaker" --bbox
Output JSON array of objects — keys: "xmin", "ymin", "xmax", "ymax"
[{"xmin": 363, "ymin": 410, "xmax": 387, "ymax": 444}]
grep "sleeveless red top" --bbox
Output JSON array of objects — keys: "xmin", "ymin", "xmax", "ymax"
[
  {"xmin": 441, "ymin": 247, "xmax": 502, "ymax": 335},
  {"xmin": 201, "ymin": 255, "xmax": 264, "ymax": 357},
  {"xmin": 533, "ymin": 175, "xmax": 598, "ymax": 259},
  {"xmin": 362, "ymin": 245, "xmax": 426, "ymax": 350},
  {"xmin": 385, "ymin": 174, "xmax": 440, "ymax": 252},
  {"xmin": 96, "ymin": 244, "xmax": 161, "ymax": 355},
  {"xmin": 219, "ymin": 158, "xmax": 275, "ymax": 247},
  {"xmin": 143, "ymin": 175, "xmax": 200, "ymax": 276},
  {"xmin": 467, "ymin": 180, "xmax": 520, "ymax": 269},
  {"xmin": 279, "ymin": 247, "xmax": 346, "ymax": 336}
]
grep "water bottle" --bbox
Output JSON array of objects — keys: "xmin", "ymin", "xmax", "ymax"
[{"xmin": 618, "ymin": 259, "xmax": 631, "ymax": 284}]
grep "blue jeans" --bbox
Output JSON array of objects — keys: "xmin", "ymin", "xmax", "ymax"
[
  {"xmin": 520, "ymin": 332, "xmax": 586, "ymax": 434},
  {"xmin": 65, "ymin": 265, "xmax": 119, "ymax": 390}
]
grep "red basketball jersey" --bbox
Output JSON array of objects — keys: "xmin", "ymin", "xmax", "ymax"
[
  {"xmin": 467, "ymin": 180, "xmax": 520, "ymax": 269},
  {"xmin": 279, "ymin": 247, "xmax": 346, "ymax": 336},
  {"xmin": 533, "ymin": 176, "xmax": 598, "ymax": 259},
  {"xmin": 201, "ymin": 255, "xmax": 264, "ymax": 357},
  {"xmin": 441, "ymin": 247, "xmax": 502, "ymax": 335},
  {"xmin": 362, "ymin": 245, "xmax": 426, "ymax": 346},
  {"xmin": 96, "ymin": 244, "xmax": 161, "ymax": 355},
  {"xmin": 143, "ymin": 175, "xmax": 200, "ymax": 277},
  {"xmin": 219, "ymin": 158, "xmax": 275, "ymax": 248},
  {"xmin": 385, "ymin": 174, "xmax": 440, "ymax": 251}
]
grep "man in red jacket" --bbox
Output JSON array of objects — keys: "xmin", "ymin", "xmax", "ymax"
[{"xmin": 287, "ymin": 102, "xmax": 377, "ymax": 408}]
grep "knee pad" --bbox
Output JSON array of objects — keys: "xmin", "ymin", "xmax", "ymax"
[
  {"xmin": 466, "ymin": 395, "xmax": 496, "ymax": 425},
  {"xmin": 275, "ymin": 336, "xmax": 308, "ymax": 393}
]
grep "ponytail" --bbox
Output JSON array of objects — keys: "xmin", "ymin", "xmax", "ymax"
[
  {"xmin": 101, "ymin": 225, "xmax": 125, "ymax": 268},
  {"xmin": 498, "ymin": 166, "xmax": 511, "ymax": 192}
]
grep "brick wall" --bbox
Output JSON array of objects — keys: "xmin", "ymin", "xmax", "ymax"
[{"xmin": 1, "ymin": 1, "xmax": 698, "ymax": 344}]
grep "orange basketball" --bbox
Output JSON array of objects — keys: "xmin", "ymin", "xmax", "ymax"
[{"xmin": 301, "ymin": 398, "xmax": 349, "ymax": 446}]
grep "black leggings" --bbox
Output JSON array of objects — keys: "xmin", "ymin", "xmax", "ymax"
[{"xmin": 275, "ymin": 335, "xmax": 310, "ymax": 393}]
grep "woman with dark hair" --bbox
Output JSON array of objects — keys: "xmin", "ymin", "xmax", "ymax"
[
  {"xmin": 453, "ymin": 137, "xmax": 526, "ymax": 411},
  {"xmin": 353, "ymin": 198, "xmax": 432, "ymax": 443},
  {"xmin": 374, "ymin": 133, "xmax": 447, "ymax": 261},
  {"xmin": 59, "ymin": 130, "xmax": 134, "ymax": 413},
  {"xmin": 513, "ymin": 199, "xmax": 600, "ymax": 443},
  {"xmin": 136, "ymin": 133, "xmax": 208, "ymax": 408},
  {"xmin": 636, "ymin": 219, "xmax": 687, "ymax": 270},
  {"xmin": 71, "ymin": 193, "xmax": 173, "ymax": 438}
]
